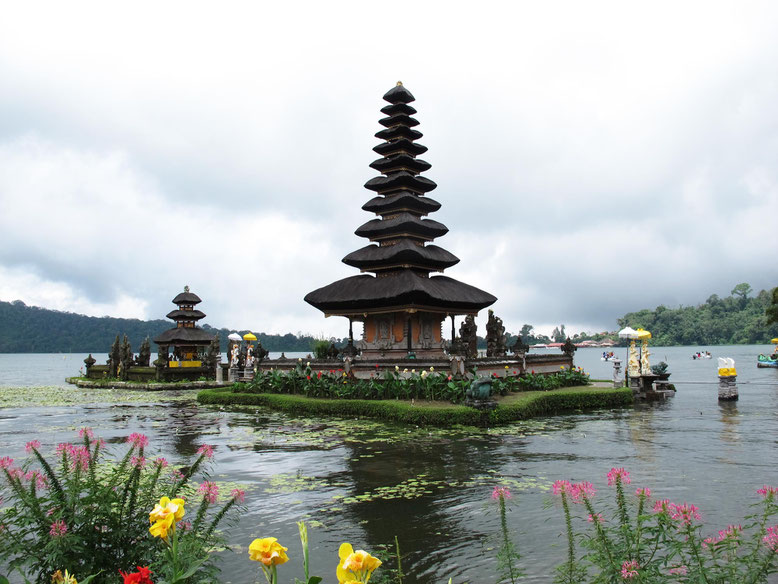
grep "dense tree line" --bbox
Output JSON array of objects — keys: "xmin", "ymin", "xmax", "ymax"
[
  {"xmin": 0, "ymin": 300, "xmax": 345, "ymax": 353},
  {"xmin": 616, "ymin": 284, "xmax": 778, "ymax": 346},
  {"xmin": 2, "ymin": 284, "xmax": 776, "ymax": 353}
]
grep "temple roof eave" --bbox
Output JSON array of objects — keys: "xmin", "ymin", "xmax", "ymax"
[
  {"xmin": 304, "ymin": 273, "xmax": 496, "ymax": 315},
  {"xmin": 153, "ymin": 327, "xmax": 216, "ymax": 345}
]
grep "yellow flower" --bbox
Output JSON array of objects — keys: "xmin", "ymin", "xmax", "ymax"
[
  {"xmin": 430, "ymin": 366, "xmax": 434, "ymax": 372},
  {"xmin": 337, "ymin": 542, "xmax": 382, "ymax": 583},
  {"xmin": 504, "ymin": 365, "xmax": 509, "ymax": 370},
  {"xmin": 51, "ymin": 570, "xmax": 78, "ymax": 584},
  {"xmin": 149, "ymin": 496, "xmax": 185, "ymax": 524},
  {"xmin": 420, "ymin": 370, "xmax": 427, "ymax": 378},
  {"xmin": 249, "ymin": 537, "xmax": 290, "ymax": 566},
  {"xmin": 149, "ymin": 513, "xmax": 175, "ymax": 539}
]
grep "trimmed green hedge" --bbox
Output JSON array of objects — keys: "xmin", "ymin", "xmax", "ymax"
[{"xmin": 196, "ymin": 386, "xmax": 633, "ymax": 426}]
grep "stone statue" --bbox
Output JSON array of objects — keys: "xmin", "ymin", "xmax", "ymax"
[
  {"xmin": 341, "ymin": 340, "xmax": 359, "ymax": 358},
  {"xmin": 326, "ymin": 342, "xmax": 340, "ymax": 359},
  {"xmin": 204, "ymin": 336, "xmax": 220, "ymax": 370},
  {"xmin": 640, "ymin": 339, "xmax": 651, "ymax": 375},
  {"xmin": 627, "ymin": 340, "xmax": 640, "ymax": 378},
  {"xmin": 255, "ymin": 341, "xmax": 269, "ymax": 362},
  {"xmin": 229, "ymin": 342, "xmax": 240, "ymax": 368},
  {"xmin": 155, "ymin": 344, "xmax": 167, "ymax": 381},
  {"xmin": 109, "ymin": 334, "xmax": 121, "ymax": 378},
  {"xmin": 562, "ymin": 337, "xmax": 577, "ymax": 359},
  {"xmin": 246, "ymin": 344, "xmax": 255, "ymax": 368},
  {"xmin": 119, "ymin": 335, "xmax": 133, "ymax": 381},
  {"xmin": 485, "ymin": 310, "xmax": 508, "ymax": 357},
  {"xmin": 459, "ymin": 315, "xmax": 478, "ymax": 359},
  {"xmin": 137, "ymin": 337, "xmax": 151, "ymax": 367}
]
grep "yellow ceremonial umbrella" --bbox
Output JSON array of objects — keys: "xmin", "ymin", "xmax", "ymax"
[
  {"xmin": 243, "ymin": 332, "xmax": 257, "ymax": 341},
  {"xmin": 771, "ymin": 338, "xmax": 778, "ymax": 344},
  {"xmin": 636, "ymin": 328, "xmax": 652, "ymax": 339}
]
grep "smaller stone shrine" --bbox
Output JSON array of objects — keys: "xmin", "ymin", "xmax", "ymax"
[{"xmin": 153, "ymin": 286, "xmax": 218, "ymax": 381}]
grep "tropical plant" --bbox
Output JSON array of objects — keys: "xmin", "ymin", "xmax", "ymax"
[
  {"xmin": 0, "ymin": 431, "xmax": 242, "ymax": 583},
  {"xmin": 552, "ymin": 468, "xmax": 778, "ymax": 582}
]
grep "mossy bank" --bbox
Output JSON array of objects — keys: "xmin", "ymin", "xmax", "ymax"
[{"xmin": 196, "ymin": 385, "xmax": 633, "ymax": 426}]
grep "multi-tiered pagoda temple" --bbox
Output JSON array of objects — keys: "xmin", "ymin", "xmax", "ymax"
[
  {"xmin": 305, "ymin": 83, "xmax": 496, "ymax": 358},
  {"xmin": 154, "ymin": 286, "xmax": 217, "ymax": 364}
]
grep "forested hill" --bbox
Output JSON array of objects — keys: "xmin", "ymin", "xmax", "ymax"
[
  {"xmin": 0, "ymin": 300, "xmax": 343, "ymax": 353},
  {"xmin": 617, "ymin": 285, "xmax": 778, "ymax": 346}
]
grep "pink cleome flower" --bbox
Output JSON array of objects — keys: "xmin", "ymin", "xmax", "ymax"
[
  {"xmin": 588, "ymin": 513, "xmax": 604, "ymax": 523},
  {"xmin": 620, "ymin": 560, "xmax": 639, "ymax": 579},
  {"xmin": 653, "ymin": 499, "xmax": 671, "ymax": 514},
  {"xmin": 635, "ymin": 487, "xmax": 651, "ymax": 498},
  {"xmin": 78, "ymin": 427, "xmax": 94, "ymax": 440},
  {"xmin": 670, "ymin": 502, "xmax": 701, "ymax": 526},
  {"xmin": 668, "ymin": 565, "xmax": 688, "ymax": 576},
  {"xmin": 492, "ymin": 486, "xmax": 512, "ymax": 501},
  {"xmin": 126, "ymin": 433, "xmax": 149, "ymax": 449},
  {"xmin": 25, "ymin": 440, "xmax": 41, "ymax": 453},
  {"xmin": 763, "ymin": 526, "xmax": 778, "ymax": 552},
  {"xmin": 552, "ymin": 480, "xmax": 572, "ymax": 496},
  {"xmin": 49, "ymin": 519, "xmax": 68, "ymax": 537},
  {"xmin": 130, "ymin": 455, "xmax": 146, "ymax": 469},
  {"xmin": 758, "ymin": 486, "xmax": 778, "ymax": 498},
  {"xmin": 0, "ymin": 457, "xmax": 13, "ymax": 469},
  {"xmin": 231, "ymin": 488, "xmax": 245, "ymax": 503},
  {"xmin": 571, "ymin": 481, "xmax": 596, "ymax": 502},
  {"xmin": 70, "ymin": 446, "xmax": 90, "ymax": 471},
  {"xmin": 198, "ymin": 481, "xmax": 219, "ymax": 503},
  {"xmin": 196, "ymin": 444, "xmax": 214, "ymax": 458},
  {"xmin": 607, "ymin": 467, "xmax": 631, "ymax": 486},
  {"xmin": 154, "ymin": 457, "xmax": 169, "ymax": 468}
]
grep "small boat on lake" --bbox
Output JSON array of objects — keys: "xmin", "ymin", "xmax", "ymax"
[
  {"xmin": 757, "ymin": 354, "xmax": 778, "ymax": 368},
  {"xmin": 758, "ymin": 339, "xmax": 778, "ymax": 368},
  {"xmin": 692, "ymin": 351, "xmax": 712, "ymax": 360}
]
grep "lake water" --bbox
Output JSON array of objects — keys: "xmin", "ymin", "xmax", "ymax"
[{"xmin": 1, "ymin": 345, "xmax": 778, "ymax": 582}]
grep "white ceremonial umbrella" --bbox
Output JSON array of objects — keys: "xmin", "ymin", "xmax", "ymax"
[{"xmin": 228, "ymin": 332, "xmax": 242, "ymax": 342}]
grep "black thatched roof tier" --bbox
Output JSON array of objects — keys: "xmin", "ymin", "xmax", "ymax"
[
  {"xmin": 380, "ymin": 103, "xmax": 417, "ymax": 116},
  {"xmin": 172, "ymin": 291, "xmax": 202, "ymax": 305},
  {"xmin": 343, "ymin": 241, "xmax": 459, "ymax": 271},
  {"xmin": 166, "ymin": 309, "xmax": 206, "ymax": 321},
  {"xmin": 379, "ymin": 114, "xmax": 419, "ymax": 128},
  {"xmin": 364, "ymin": 171, "xmax": 437, "ymax": 194},
  {"xmin": 383, "ymin": 83, "xmax": 416, "ymax": 104},
  {"xmin": 374, "ymin": 126, "xmax": 423, "ymax": 142},
  {"xmin": 373, "ymin": 138, "xmax": 427, "ymax": 157},
  {"xmin": 154, "ymin": 327, "xmax": 216, "ymax": 345},
  {"xmin": 369, "ymin": 154, "xmax": 431, "ymax": 175},
  {"xmin": 355, "ymin": 213, "xmax": 448, "ymax": 241},
  {"xmin": 362, "ymin": 192, "xmax": 441, "ymax": 215},
  {"xmin": 305, "ymin": 271, "xmax": 496, "ymax": 315}
]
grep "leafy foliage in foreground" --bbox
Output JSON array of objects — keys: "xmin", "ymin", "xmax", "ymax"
[
  {"xmin": 0, "ymin": 431, "xmax": 241, "ymax": 583},
  {"xmin": 553, "ymin": 469, "xmax": 778, "ymax": 583}
]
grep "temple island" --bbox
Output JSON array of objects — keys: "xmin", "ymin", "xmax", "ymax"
[
  {"xmin": 285, "ymin": 83, "xmax": 574, "ymax": 378},
  {"xmin": 81, "ymin": 83, "xmax": 577, "ymax": 386}
]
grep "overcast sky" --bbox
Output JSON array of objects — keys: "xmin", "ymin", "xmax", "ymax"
[{"xmin": 1, "ymin": 1, "xmax": 777, "ymax": 339}]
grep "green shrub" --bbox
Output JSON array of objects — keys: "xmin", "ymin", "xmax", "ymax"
[{"xmin": 0, "ymin": 430, "xmax": 242, "ymax": 583}]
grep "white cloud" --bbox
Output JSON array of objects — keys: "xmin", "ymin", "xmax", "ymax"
[{"xmin": 0, "ymin": 0, "xmax": 777, "ymax": 339}]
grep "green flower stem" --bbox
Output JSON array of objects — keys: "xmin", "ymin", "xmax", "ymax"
[
  {"xmin": 204, "ymin": 497, "xmax": 236, "ymax": 540},
  {"xmin": 582, "ymin": 496, "xmax": 617, "ymax": 571},
  {"xmin": 561, "ymin": 491, "xmax": 576, "ymax": 581}
]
